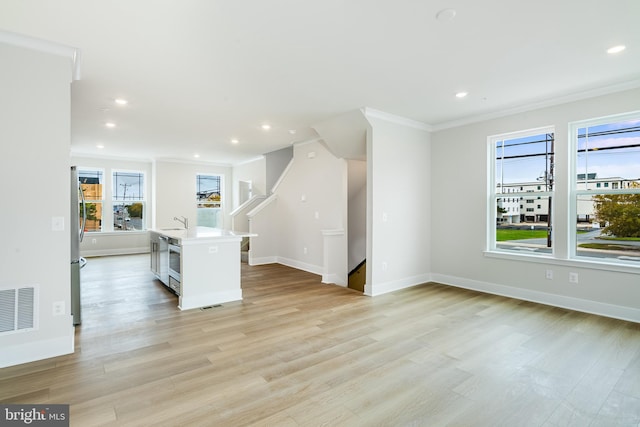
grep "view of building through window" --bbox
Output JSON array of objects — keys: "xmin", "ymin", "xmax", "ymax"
[
  {"xmin": 196, "ymin": 174, "xmax": 222, "ymax": 228},
  {"xmin": 573, "ymin": 115, "xmax": 640, "ymax": 262},
  {"xmin": 489, "ymin": 112, "xmax": 640, "ymax": 266},
  {"xmin": 78, "ymin": 169, "xmax": 145, "ymax": 232},
  {"xmin": 493, "ymin": 130, "xmax": 555, "ymax": 254}
]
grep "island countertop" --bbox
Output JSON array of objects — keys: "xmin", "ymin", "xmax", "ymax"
[{"xmin": 150, "ymin": 226, "xmax": 256, "ymax": 245}]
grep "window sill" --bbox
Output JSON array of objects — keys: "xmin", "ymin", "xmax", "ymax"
[{"xmin": 484, "ymin": 250, "xmax": 640, "ymax": 275}]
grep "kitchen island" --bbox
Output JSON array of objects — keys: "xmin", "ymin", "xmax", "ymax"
[{"xmin": 149, "ymin": 227, "xmax": 254, "ymax": 310}]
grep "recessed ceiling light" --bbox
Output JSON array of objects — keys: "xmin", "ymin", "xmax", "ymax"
[
  {"xmin": 105, "ymin": 122, "xmax": 116, "ymax": 128},
  {"xmin": 288, "ymin": 129, "xmax": 296, "ymax": 135},
  {"xmin": 261, "ymin": 124, "xmax": 271, "ymax": 130},
  {"xmin": 231, "ymin": 139, "xmax": 239, "ymax": 144},
  {"xmin": 607, "ymin": 45, "xmax": 626, "ymax": 54},
  {"xmin": 114, "ymin": 98, "xmax": 128, "ymax": 105},
  {"xmin": 96, "ymin": 144, "xmax": 104, "ymax": 149},
  {"xmin": 436, "ymin": 8, "xmax": 457, "ymax": 22},
  {"xmin": 194, "ymin": 154, "xmax": 200, "ymax": 158},
  {"xmin": 455, "ymin": 91, "xmax": 468, "ymax": 98}
]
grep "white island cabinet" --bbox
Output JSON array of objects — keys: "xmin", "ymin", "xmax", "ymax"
[{"xmin": 150, "ymin": 227, "xmax": 255, "ymax": 310}]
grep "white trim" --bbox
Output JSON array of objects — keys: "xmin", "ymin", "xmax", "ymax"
[
  {"xmin": 270, "ymin": 159, "xmax": 294, "ymax": 194},
  {"xmin": 82, "ymin": 247, "xmax": 150, "ymax": 257},
  {"xmin": 431, "ymin": 273, "xmax": 640, "ymax": 323},
  {"xmin": 230, "ymin": 195, "xmax": 266, "ymax": 217},
  {"xmin": 321, "ymin": 229, "xmax": 345, "ymax": 236},
  {"xmin": 277, "ymin": 257, "xmax": 323, "ymax": 276},
  {"xmin": 432, "ymin": 79, "xmax": 640, "ymax": 132},
  {"xmin": 0, "ymin": 331, "xmax": 74, "ymax": 368},
  {"xmin": 248, "ymin": 255, "xmax": 278, "ymax": 266},
  {"xmin": 367, "ymin": 273, "xmax": 432, "ymax": 297},
  {"xmin": 322, "ymin": 274, "xmax": 346, "ymax": 286},
  {"xmin": 0, "ymin": 30, "xmax": 81, "ymax": 80},
  {"xmin": 247, "ymin": 194, "xmax": 277, "ymax": 218},
  {"xmin": 232, "ymin": 155, "xmax": 264, "ymax": 167},
  {"xmin": 362, "ymin": 107, "xmax": 432, "ymax": 131},
  {"xmin": 179, "ymin": 289, "xmax": 242, "ymax": 311}
]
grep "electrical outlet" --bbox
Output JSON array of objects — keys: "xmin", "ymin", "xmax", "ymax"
[
  {"xmin": 382, "ymin": 261, "xmax": 388, "ymax": 271},
  {"xmin": 209, "ymin": 246, "xmax": 218, "ymax": 253},
  {"xmin": 92, "ymin": 238, "xmax": 97, "ymax": 245},
  {"xmin": 569, "ymin": 272, "xmax": 579, "ymax": 283},
  {"xmin": 52, "ymin": 301, "xmax": 65, "ymax": 316},
  {"xmin": 545, "ymin": 269, "xmax": 553, "ymax": 280},
  {"xmin": 303, "ymin": 247, "xmax": 307, "ymax": 254}
]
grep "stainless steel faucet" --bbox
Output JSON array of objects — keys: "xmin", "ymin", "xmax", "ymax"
[{"xmin": 173, "ymin": 216, "xmax": 189, "ymax": 229}]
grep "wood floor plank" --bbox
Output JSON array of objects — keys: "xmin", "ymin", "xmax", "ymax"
[{"xmin": 1, "ymin": 253, "xmax": 640, "ymax": 426}]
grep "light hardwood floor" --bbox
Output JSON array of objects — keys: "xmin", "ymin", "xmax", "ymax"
[{"xmin": 1, "ymin": 254, "xmax": 640, "ymax": 426}]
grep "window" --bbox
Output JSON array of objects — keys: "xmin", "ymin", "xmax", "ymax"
[
  {"xmin": 571, "ymin": 112, "xmax": 640, "ymax": 264},
  {"xmin": 79, "ymin": 169, "xmax": 104, "ymax": 232},
  {"xmin": 196, "ymin": 174, "xmax": 223, "ymax": 228},
  {"xmin": 112, "ymin": 171, "xmax": 145, "ymax": 231},
  {"xmin": 489, "ymin": 127, "xmax": 554, "ymax": 255}
]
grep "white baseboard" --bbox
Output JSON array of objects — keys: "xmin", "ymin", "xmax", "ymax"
[
  {"xmin": 322, "ymin": 274, "xmax": 346, "ymax": 286},
  {"xmin": 0, "ymin": 331, "xmax": 74, "ymax": 368},
  {"xmin": 431, "ymin": 273, "xmax": 640, "ymax": 323},
  {"xmin": 82, "ymin": 247, "xmax": 149, "ymax": 258},
  {"xmin": 277, "ymin": 257, "xmax": 323, "ymax": 276},
  {"xmin": 179, "ymin": 290, "xmax": 242, "ymax": 311},
  {"xmin": 249, "ymin": 256, "xmax": 278, "ymax": 266},
  {"xmin": 367, "ymin": 273, "xmax": 432, "ymax": 297}
]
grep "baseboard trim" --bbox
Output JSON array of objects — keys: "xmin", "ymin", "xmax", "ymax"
[
  {"xmin": 82, "ymin": 247, "xmax": 149, "ymax": 258},
  {"xmin": 367, "ymin": 273, "xmax": 432, "ymax": 297},
  {"xmin": 277, "ymin": 257, "xmax": 323, "ymax": 277},
  {"xmin": 0, "ymin": 330, "xmax": 74, "ymax": 368},
  {"xmin": 249, "ymin": 256, "xmax": 278, "ymax": 266},
  {"xmin": 322, "ymin": 274, "xmax": 346, "ymax": 286},
  {"xmin": 431, "ymin": 273, "xmax": 640, "ymax": 323}
]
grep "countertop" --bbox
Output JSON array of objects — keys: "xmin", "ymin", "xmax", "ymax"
[{"xmin": 150, "ymin": 226, "xmax": 256, "ymax": 245}]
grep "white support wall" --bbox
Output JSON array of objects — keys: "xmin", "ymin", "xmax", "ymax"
[{"xmin": 0, "ymin": 39, "xmax": 76, "ymax": 367}]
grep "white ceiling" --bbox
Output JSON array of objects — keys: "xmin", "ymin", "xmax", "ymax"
[{"xmin": 1, "ymin": 0, "xmax": 639, "ymax": 165}]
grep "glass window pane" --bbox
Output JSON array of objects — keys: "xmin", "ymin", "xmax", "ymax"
[
  {"xmin": 575, "ymin": 194, "xmax": 640, "ymax": 263},
  {"xmin": 79, "ymin": 169, "xmax": 103, "ymax": 200},
  {"xmin": 80, "ymin": 202, "xmax": 102, "ymax": 232},
  {"xmin": 113, "ymin": 202, "xmax": 144, "ymax": 231},
  {"xmin": 496, "ymin": 195, "xmax": 552, "ymax": 253},
  {"xmin": 576, "ymin": 120, "xmax": 640, "ymax": 188},
  {"xmin": 496, "ymin": 133, "xmax": 555, "ymax": 192},
  {"xmin": 113, "ymin": 171, "xmax": 144, "ymax": 201}
]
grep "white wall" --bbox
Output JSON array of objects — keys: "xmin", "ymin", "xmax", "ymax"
[
  {"xmin": 348, "ymin": 159, "xmax": 367, "ymax": 272},
  {"xmin": 249, "ymin": 140, "xmax": 347, "ymax": 276},
  {"xmin": 0, "ymin": 42, "xmax": 74, "ymax": 367},
  {"xmin": 154, "ymin": 160, "xmax": 232, "ymax": 230},
  {"xmin": 430, "ymin": 88, "xmax": 640, "ymax": 321},
  {"xmin": 72, "ymin": 156, "xmax": 152, "ymax": 256},
  {"xmin": 265, "ymin": 146, "xmax": 293, "ymax": 192},
  {"xmin": 365, "ymin": 115, "xmax": 431, "ymax": 296},
  {"xmin": 232, "ymin": 156, "xmax": 266, "ymax": 209}
]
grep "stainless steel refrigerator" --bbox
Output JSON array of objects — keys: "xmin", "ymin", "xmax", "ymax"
[{"xmin": 71, "ymin": 166, "xmax": 86, "ymax": 325}]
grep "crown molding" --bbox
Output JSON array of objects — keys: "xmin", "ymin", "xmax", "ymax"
[
  {"xmin": 432, "ymin": 78, "xmax": 640, "ymax": 132},
  {"xmin": 362, "ymin": 107, "xmax": 432, "ymax": 131},
  {"xmin": 0, "ymin": 30, "xmax": 81, "ymax": 80}
]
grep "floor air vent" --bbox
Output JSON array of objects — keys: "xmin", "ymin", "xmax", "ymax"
[{"xmin": 0, "ymin": 286, "xmax": 36, "ymax": 334}]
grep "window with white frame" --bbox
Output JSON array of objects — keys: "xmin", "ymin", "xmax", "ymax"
[
  {"xmin": 78, "ymin": 169, "xmax": 104, "ymax": 232},
  {"xmin": 571, "ymin": 112, "xmax": 640, "ymax": 264},
  {"xmin": 489, "ymin": 127, "xmax": 555, "ymax": 254},
  {"xmin": 196, "ymin": 174, "xmax": 222, "ymax": 228},
  {"xmin": 112, "ymin": 170, "xmax": 145, "ymax": 231}
]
